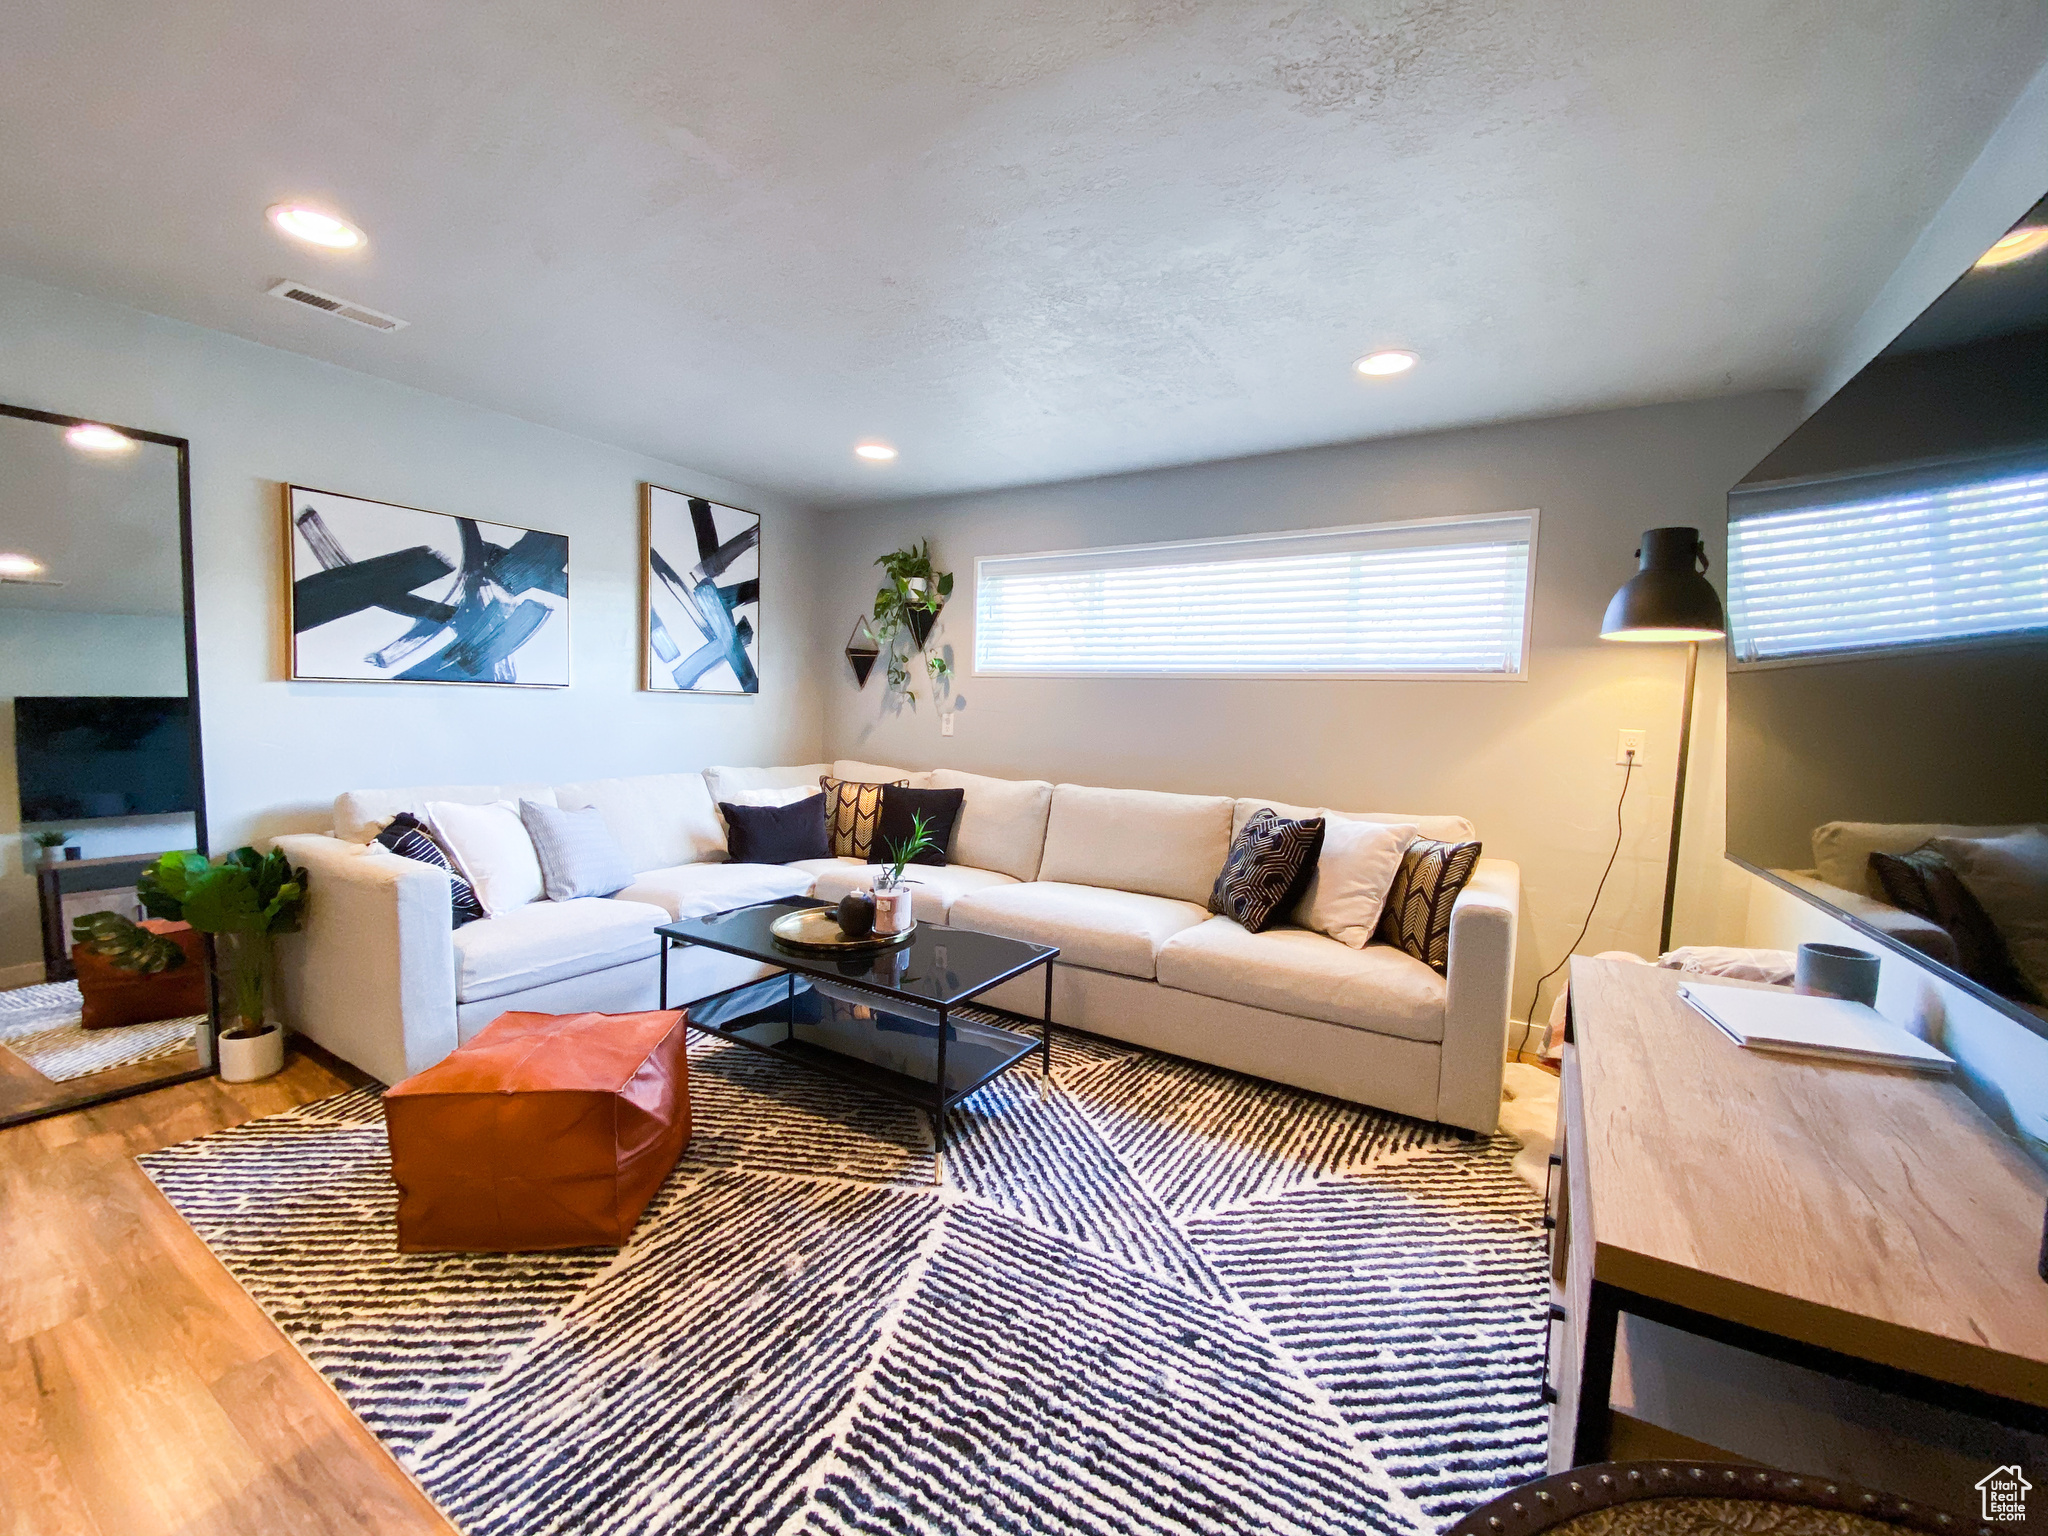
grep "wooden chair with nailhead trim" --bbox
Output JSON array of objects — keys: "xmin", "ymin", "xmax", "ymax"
[{"xmin": 1447, "ymin": 1463, "xmax": 1977, "ymax": 1536}]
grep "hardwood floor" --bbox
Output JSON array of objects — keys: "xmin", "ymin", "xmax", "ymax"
[
  {"xmin": 0, "ymin": 1040, "xmax": 207, "ymax": 1126},
  {"xmin": 0, "ymin": 1047, "xmax": 455, "ymax": 1536}
]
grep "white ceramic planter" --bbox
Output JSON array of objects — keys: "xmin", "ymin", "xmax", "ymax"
[{"xmin": 218, "ymin": 1023, "xmax": 285, "ymax": 1082}]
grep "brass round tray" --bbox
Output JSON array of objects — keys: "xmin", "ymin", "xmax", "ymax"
[{"xmin": 769, "ymin": 906, "xmax": 917, "ymax": 955}]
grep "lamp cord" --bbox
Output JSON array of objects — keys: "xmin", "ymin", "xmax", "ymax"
[{"xmin": 1518, "ymin": 754, "xmax": 1635, "ymax": 1059}]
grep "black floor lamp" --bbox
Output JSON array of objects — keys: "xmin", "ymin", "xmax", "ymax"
[{"xmin": 1600, "ymin": 526, "xmax": 1728, "ymax": 954}]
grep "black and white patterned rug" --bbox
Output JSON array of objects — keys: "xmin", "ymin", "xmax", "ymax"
[
  {"xmin": 139, "ymin": 1026, "xmax": 1549, "ymax": 1536},
  {"xmin": 0, "ymin": 980, "xmax": 201, "ymax": 1082}
]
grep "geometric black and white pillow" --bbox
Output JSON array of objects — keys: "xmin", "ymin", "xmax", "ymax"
[
  {"xmin": 375, "ymin": 811, "xmax": 487, "ymax": 927},
  {"xmin": 1376, "ymin": 837, "xmax": 1483, "ymax": 972},
  {"xmin": 1210, "ymin": 808, "xmax": 1326, "ymax": 932}
]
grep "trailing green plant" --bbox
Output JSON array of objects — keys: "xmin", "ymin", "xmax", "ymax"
[
  {"xmin": 70, "ymin": 911, "xmax": 187, "ymax": 974},
  {"xmin": 140, "ymin": 847, "xmax": 309, "ymax": 1036},
  {"xmin": 879, "ymin": 812, "xmax": 938, "ymax": 886},
  {"xmin": 926, "ymin": 654, "xmax": 952, "ymax": 686},
  {"xmin": 871, "ymin": 541, "xmax": 953, "ymax": 639}
]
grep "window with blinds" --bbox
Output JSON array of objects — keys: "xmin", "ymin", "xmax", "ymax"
[
  {"xmin": 1727, "ymin": 454, "xmax": 2048, "ymax": 663},
  {"xmin": 972, "ymin": 512, "xmax": 1537, "ymax": 678}
]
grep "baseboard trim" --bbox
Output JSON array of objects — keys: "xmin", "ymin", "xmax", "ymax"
[{"xmin": 0, "ymin": 960, "xmax": 48, "ymax": 991}]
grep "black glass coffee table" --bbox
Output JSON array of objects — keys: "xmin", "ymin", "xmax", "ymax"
[{"xmin": 656, "ymin": 899, "xmax": 1059, "ymax": 1166}]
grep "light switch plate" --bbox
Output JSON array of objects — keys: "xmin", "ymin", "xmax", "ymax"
[
  {"xmin": 1616, "ymin": 729, "xmax": 1647, "ymax": 766},
  {"xmin": 941, "ymin": 712, "xmax": 955, "ymax": 737}
]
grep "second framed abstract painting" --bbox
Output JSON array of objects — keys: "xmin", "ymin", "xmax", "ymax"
[{"xmin": 644, "ymin": 485, "xmax": 760, "ymax": 695}]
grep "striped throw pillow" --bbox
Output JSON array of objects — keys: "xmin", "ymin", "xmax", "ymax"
[
  {"xmin": 375, "ymin": 812, "xmax": 486, "ymax": 927},
  {"xmin": 1375, "ymin": 838, "xmax": 1483, "ymax": 973}
]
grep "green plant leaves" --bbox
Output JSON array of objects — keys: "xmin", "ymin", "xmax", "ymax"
[
  {"xmin": 70, "ymin": 911, "xmax": 186, "ymax": 974},
  {"xmin": 138, "ymin": 848, "xmax": 309, "ymax": 937}
]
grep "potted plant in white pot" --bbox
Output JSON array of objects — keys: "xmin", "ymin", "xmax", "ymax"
[
  {"xmin": 139, "ymin": 846, "xmax": 309, "ymax": 1082},
  {"xmin": 32, "ymin": 830, "xmax": 71, "ymax": 866}
]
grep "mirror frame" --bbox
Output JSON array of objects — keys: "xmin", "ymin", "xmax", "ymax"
[{"xmin": 0, "ymin": 401, "xmax": 215, "ymax": 1127}]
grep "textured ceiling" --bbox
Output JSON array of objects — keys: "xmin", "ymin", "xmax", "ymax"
[{"xmin": 1, "ymin": 1, "xmax": 2044, "ymax": 506}]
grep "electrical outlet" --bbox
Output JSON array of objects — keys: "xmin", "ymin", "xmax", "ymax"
[
  {"xmin": 1616, "ymin": 729, "xmax": 1647, "ymax": 766},
  {"xmin": 941, "ymin": 712, "xmax": 955, "ymax": 737}
]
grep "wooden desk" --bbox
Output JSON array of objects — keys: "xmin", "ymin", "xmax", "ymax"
[{"xmin": 1548, "ymin": 957, "xmax": 2048, "ymax": 1471}]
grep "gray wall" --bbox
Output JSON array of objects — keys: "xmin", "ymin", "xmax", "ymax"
[
  {"xmin": 0, "ymin": 270, "xmax": 826, "ymax": 854},
  {"xmin": 821, "ymin": 392, "xmax": 1803, "ymax": 1016}
]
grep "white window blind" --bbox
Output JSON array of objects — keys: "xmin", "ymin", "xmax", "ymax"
[
  {"xmin": 972, "ymin": 512, "xmax": 1536, "ymax": 677},
  {"xmin": 1727, "ymin": 456, "xmax": 2048, "ymax": 663}
]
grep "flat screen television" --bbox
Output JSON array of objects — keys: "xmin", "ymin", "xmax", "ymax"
[
  {"xmin": 1725, "ymin": 192, "xmax": 2048, "ymax": 1030},
  {"xmin": 12, "ymin": 695, "xmax": 197, "ymax": 823}
]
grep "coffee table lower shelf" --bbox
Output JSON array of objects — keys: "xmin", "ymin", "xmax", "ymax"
[{"xmin": 683, "ymin": 974, "xmax": 1048, "ymax": 1171}]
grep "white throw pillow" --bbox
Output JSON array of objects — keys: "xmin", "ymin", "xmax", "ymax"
[
  {"xmin": 726, "ymin": 786, "xmax": 822, "ymax": 809},
  {"xmin": 423, "ymin": 799, "xmax": 545, "ymax": 916},
  {"xmin": 1294, "ymin": 817, "xmax": 1418, "ymax": 949}
]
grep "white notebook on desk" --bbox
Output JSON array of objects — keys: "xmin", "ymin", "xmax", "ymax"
[{"xmin": 1677, "ymin": 982, "xmax": 1955, "ymax": 1074}]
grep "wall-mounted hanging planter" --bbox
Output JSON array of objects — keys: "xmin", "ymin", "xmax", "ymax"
[{"xmin": 845, "ymin": 615, "xmax": 881, "ymax": 687}]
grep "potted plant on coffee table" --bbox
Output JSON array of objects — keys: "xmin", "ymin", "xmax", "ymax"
[
  {"xmin": 139, "ymin": 846, "xmax": 309, "ymax": 1082},
  {"xmin": 871, "ymin": 812, "xmax": 938, "ymax": 933}
]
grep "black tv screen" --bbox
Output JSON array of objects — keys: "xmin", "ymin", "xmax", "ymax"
[
  {"xmin": 1725, "ymin": 192, "xmax": 2048, "ymax": 1025},
  {"xmin": 13, "ymin": 696, "xmax": 196, "ymax": 823}
]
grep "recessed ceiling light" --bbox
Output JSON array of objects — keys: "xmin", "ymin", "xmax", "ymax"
[
  {"xmin": 855, "ymin": 442, "xmax": 898, "ymax": 462},
  {"xmin": 1355, "ymin": 349, "xmax": 1419, "ymax": 377},
  {"xmin": 1974, "ymin": 226, "xmax": 2048, "ymax": 270},
  {"xmin": 267, "ymin": 203, "xmax": 366, "ymax": 251},
  {"xmin": 65, "ymin": 423, "xmax": 134, "ymax": 452},
  {"xmin": 0, "ymin": 553, "xmax": 45, "ymax": 578}
]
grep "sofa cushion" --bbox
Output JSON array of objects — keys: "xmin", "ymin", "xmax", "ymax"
[
  {"xmin": 1036, "ymin": 785, "xmax": 1233, "ymax": 905},
  {"xmin": 519, "ymin": 799, "xmax": 634, "ymax": 901},
  {"xmin": 615, "ymin": 861, "xmax": 815, "ymax": 921},
  {"xmin": 1234, "ymin": 797, "xmax": 1476, "ymax": 848},
  {"xmin": 554, "ymin": 773, "xmax": 724, "ymax": 872},
  {"xmin": 1297, "ymin": 817, "xmax": 1418, "ymax": 949},
  {"xmin": 1812, "ymin": 819, "xmax": 2039, "ymax": 900},
  {"xmin": 1377, "ymin": 837, "xmax": 1485, "ymax": 973},
  {"xmin": 832, "ymin": 759, "xmax": 933, "ymax": 789},
  {"xmin": 948, "ymin": 882, "xmax": 1210, "ymax": 979},
  {"xmin": 452, "ymin": 896, "xmax": 669, "ymax": 1003},
  {"xmin": 1156, "ymin": 917, "xmax": 1447, "ymax": 1043},
  {"xmin": 335, "ymin": 782, "xmax": 556, "ymax": 845},
  {"xmin": 927, "ymin": 769, "xmax": 1054, "ymax": 881},
  {"xmin": 805, "ymin": 857, "xmax": 1018, "ymax": 923}
]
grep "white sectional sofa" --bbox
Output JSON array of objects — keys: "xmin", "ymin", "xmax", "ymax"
[{"xmin": 273, "ymin": 760, "xmax": 1521, "ymax": 1132}]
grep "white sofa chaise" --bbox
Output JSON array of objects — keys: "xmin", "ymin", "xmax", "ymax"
[{"xmin": 273, "ymin": 760, "xmax": 1520, "ymax": 1132}]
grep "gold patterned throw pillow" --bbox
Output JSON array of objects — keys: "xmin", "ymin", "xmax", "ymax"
[
  {"xmin": 819, "ymin": 776, "xmax": 904, "ymax": 861},
  {"xmin": 1375, "ymin": 837, "xmax": 1483, "ymax": 973}
]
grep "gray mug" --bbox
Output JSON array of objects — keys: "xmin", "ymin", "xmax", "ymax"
[{"xmin": 1796, "ymin": 942, "xmax": 1880, "ymax": 1006}]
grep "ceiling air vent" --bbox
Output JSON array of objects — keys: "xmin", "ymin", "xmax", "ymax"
[{"xmin": 267, "ymin": 280, "xmax": 409, "ymax": 332}]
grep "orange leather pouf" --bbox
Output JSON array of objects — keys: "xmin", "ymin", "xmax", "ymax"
[
  {"xmin": 384, "ymin": 1009, "xmax": 691, "ymax": 1253},
  {"xmin": 72, "ymin": 920, "xmax": 210, "ymax": 1030}
]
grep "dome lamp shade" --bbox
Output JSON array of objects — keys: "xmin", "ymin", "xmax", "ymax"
[{"xmin": 1600, "ymin": 526, "xmax": 1726, "ymax": 642}]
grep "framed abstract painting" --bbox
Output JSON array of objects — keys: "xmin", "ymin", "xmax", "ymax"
[
  {"xmin": 285, "ymin": 486, "xmax": 570, "ymax": 687},
  {"xmin": 643, "ymin": 484, "xmax": 760, "ymax": 695}
]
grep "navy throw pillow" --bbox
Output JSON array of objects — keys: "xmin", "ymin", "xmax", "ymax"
[
  {"xmin": 721, "ymin": 795, "xmax": 831, "ymax": 864},
  {"xmin": 873, "ymin": 785, "xmax": 966, "ymax": 868}
]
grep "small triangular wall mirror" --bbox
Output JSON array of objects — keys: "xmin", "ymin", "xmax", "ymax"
[{"xmin": 845, "ymin": 614, "xmax": 881, "ymax": 687}]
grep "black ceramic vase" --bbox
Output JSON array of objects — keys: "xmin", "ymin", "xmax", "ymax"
[{"xmin": 837, "ymin": 891, "xmax": 877, "ymax": 939}]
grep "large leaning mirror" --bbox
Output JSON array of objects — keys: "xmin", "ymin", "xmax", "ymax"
[{"xmin": 0, "ymin": 402, "xmax": 212, "ymax": 1126}]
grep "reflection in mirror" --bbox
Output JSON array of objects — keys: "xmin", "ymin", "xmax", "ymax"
[
  {"xmin": 0, "ymin": 404, "xmax": 211, "ymax": 1124},
  {"xmin": 1726, "ymin": 193, "xmax": 2048, "ymax": 1026}
]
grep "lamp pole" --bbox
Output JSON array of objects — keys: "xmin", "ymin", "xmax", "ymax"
[{"xmin": 1659, "ymin": 639, "xmax": 1699, "ymax": 955}]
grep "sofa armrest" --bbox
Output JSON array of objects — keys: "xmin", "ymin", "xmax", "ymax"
[
  {"xmin": 1437, "ymin": 857, "xmax": 1520, "ymax": 1134},
  {"xmin": 272, "ymin": 833, "xmax": 458, "ymax": 1087}
]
